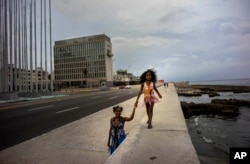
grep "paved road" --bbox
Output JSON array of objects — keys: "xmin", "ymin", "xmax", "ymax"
[{"xmin": 0, "ymin": 88, "xmax": 139, "ymax": 151}]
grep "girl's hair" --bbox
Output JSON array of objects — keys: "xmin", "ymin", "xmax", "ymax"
[
  {"xmin": 113, "ymin": 105, "xmax": 123, "ymax": 112},
  {"xmin": 139, "ymin": 69, "xmax": 157, "ymax": 83}
]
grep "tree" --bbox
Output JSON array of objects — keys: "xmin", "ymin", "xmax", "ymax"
[{"xmin": 116, "ymin": 69, "xmax": 127, "ymax": 75}]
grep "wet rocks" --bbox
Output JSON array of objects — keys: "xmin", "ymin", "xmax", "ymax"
[
  {"xmin": 181, "ymin": 101, "xmax": 239, "ymax": 117},
  {"xmin": 181, "ymin": 99, "xmax": 250, "ymax": 117},
  {"xmin": 208, "ymin": 92, "xmax": 220, "ymax": 97},
  {"xmin": 191, "ymin": 85, "xmax": 250, "ymax": 93},
  {"xmin": 177, "ymin": 84, "xmax": 250, "ymax": 117},
  {"xmin": 176, "ymin": 83, "xmax": 250, "ymax": 97},
  {"xmin": 211, "ymin": 99, "xmax": 250, "ymax": 106}
]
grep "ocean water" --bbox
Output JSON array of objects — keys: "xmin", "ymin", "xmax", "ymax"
[
  {"xmin": 179, "ymin": 79, "xmax": 250, "ymax": 164},
  {"xmin": 190, "ymin": 78, "xmax": 250, "ymax": 86}
]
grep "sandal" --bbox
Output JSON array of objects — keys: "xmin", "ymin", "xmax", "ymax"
[{"xmin": 148, "ymin": 124, "xmax": 152, "ymax": 129}]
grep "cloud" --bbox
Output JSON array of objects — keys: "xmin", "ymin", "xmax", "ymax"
[
  {"xmin": 112, "ymin": 36, "xmax": 168, "ymax": 52},
  {"xmin": 218, "ymin": 19, "xmax": 250, "ymax": 36},
  {"xmin": 51, "ymin": 0, "xmax": 250, "ymax": 81}
]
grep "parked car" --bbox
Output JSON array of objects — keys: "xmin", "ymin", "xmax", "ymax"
[
  {"xmin": 79, "ymin": 85, "xmax": 86, "ymax": 88},
  {"xmin": 119, "ymin": 85, "xmax": 125, "ymax": 89},
  {"xmin": 124, "ymin": 85, "xmax": 131, "ymax": 89}
]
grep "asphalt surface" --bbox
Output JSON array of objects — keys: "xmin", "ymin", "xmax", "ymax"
[{"xmin": 0, "ymin": 87, "xmax": 139, "ymax": 151}]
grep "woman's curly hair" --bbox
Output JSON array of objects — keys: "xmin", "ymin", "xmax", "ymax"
[{"xmin": 139, "ymin": 69, "xmax": 157, "ymax": 83}]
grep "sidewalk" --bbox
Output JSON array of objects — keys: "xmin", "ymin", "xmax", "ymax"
[
  {"xmin": 0, "ymin": 83, "xmax": 200, "ymax": 164},
  {"xmin": 105, "ymin": 83, "xmax": 200, "ymax": 164}
]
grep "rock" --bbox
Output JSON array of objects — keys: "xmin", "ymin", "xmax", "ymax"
[
  {"xmin": 196, "ymin": 129, "xmax": 202, "ymax": 134},
  {"xmin": 208, "ymin": 92, "xmax": 220, "ymax": 97},
  {"xmin": 180, "ymin": 102, "xmax": 239, "ymax": 117},
  {"xmin": 178, "ymin": 84, "xmax": 250, "ymax": 117},
  {"xmin": 211, "ymin": 99, "xmax": 250, "ymax": 107},
  {"xmin": 177, "ymin": 84, "xmax": 250, "ymax": 97},
  {"xmin": 178, "ymin": 92, "xmax": 202, "ymax": 97},
  {"xmin": 191, "ymin": 85, "xmax": 250, "ymax": 93}
]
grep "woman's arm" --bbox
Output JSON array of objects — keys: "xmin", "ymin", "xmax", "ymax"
[
  {"xmin": 123, "ymin": 107, "xmax": 137, "ymax": 121},
  {"xmin": 153, "ymin": 82, "xmax": 162, "ymax": 98},
  {"xmin": 134, "ymin": 83, "xmax": 143, "ymax": 107}
]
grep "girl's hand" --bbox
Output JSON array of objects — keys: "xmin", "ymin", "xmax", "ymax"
[{"xmin": 134, "ymin": 101, "xmax": 138, "ymax": 108}]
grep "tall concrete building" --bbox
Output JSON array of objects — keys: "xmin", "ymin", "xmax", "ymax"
[{"xmin": 54, "ymin": 34, "xmax": 113, "ymax": 89}]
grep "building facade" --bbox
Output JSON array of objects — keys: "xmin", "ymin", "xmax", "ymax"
[
  {"xmin": 0, "ymin": 65, "xmax": 50, "ymax": 92},
  {"xmin": 54, "ymin": 34, "xmax": 113, "ymax": 89}
]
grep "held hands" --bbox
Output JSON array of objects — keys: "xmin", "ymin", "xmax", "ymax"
[{"xmin": 134, "ymin": 100, "xmax": 138, "ymax": 108}]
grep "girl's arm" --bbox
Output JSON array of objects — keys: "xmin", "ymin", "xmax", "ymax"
[
  {"xmin": 123, "ymin": 107, "xmax": 137, "ymax": 121},
  {"xmin": 107, "ymin": 118, "xmax": 112, "ymax": 147},
  {"xmin": 134, "ymin": 83, "xmax": 143, "ymax": 107},
  {"xmin": 153, "ymin": 82, "xmax": 162, "ymax": 98}
]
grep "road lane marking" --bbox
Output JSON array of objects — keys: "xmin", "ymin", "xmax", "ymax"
[
  {"xmin": 56, "ymin": 107, "xmax": 79, "ymax": 114},
  {"xmin": 91, "ymin": 96, "xmax": 101, "ymax": 99},
  {"xmin": 109, "ymin": 96, "xmax": 117, "ymax": 99},
  {"xmin": 28, "ymin": 105, "xmax": 54, "ymax": 112}
]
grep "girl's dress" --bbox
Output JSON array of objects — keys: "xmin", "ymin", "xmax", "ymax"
[
  {"xmin": 108, "ymin": 117, "xmax": 126, "ymax": 154},
  {"xmin": 143, "ymin": 82, "xmax": 160, "ymax": 105}
]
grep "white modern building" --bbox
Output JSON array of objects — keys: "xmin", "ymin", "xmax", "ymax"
[
  {"xmin": 113, "ymin": 72, "xmax": 139, "ymax": 84},
  {"xmin": 54, "ymin": 34, "xmax": 113, "ymax": 88}
]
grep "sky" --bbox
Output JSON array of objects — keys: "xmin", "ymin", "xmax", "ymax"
[{"xmin": 50, "ymin": 0, "xmax": 250, "ymax": 82}]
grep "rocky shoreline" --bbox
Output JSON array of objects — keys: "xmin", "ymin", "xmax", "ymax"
[{"xmin": 175, "ymin": 82, "xmax": 250, "ymax": 117}]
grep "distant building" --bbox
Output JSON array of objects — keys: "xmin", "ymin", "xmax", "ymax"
[
  {"xmin": 0, "ymin": 65, "xmax": 50, "ymax": 92},
  {"xmin": 113, "ymin": 72, "xmax": 139, "ymax": 85},
  {"xmin": 30, "ymin": 67, "xmax": 50, "ymax": 90},
  {"xmin": 54, "ymin": 34, "xmax": 113, "ymax": 88}
]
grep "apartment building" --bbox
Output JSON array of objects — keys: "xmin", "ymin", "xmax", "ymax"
[
  {"xmin": 54, "ymin": 34, "xmax": 113, "ymax": 88},
  {"xmin": 0, "ymin": 64, "xmax": 50, "ymax": 92}
]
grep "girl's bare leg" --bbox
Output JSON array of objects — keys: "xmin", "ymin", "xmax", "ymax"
[
  {"xmin": 146, "ymin": 103, "xmax": 150, "ymax": 123},
  {"xmin": 148, "ymin": 103, "xmax": 154, "ymax": 129}
]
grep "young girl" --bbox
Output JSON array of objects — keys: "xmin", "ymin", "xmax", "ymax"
[
  {"xmin": 107, "ymin": 105, "xmax": 136, "ymax": 154},
  {"xmin": 134, "ymin": 69, "xmax": 162, "ymax": 129}
]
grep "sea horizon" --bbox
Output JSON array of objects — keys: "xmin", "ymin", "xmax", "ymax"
[{"xmin": 188, "ymin": 78, "xmax": 250, "ymax": 86}]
